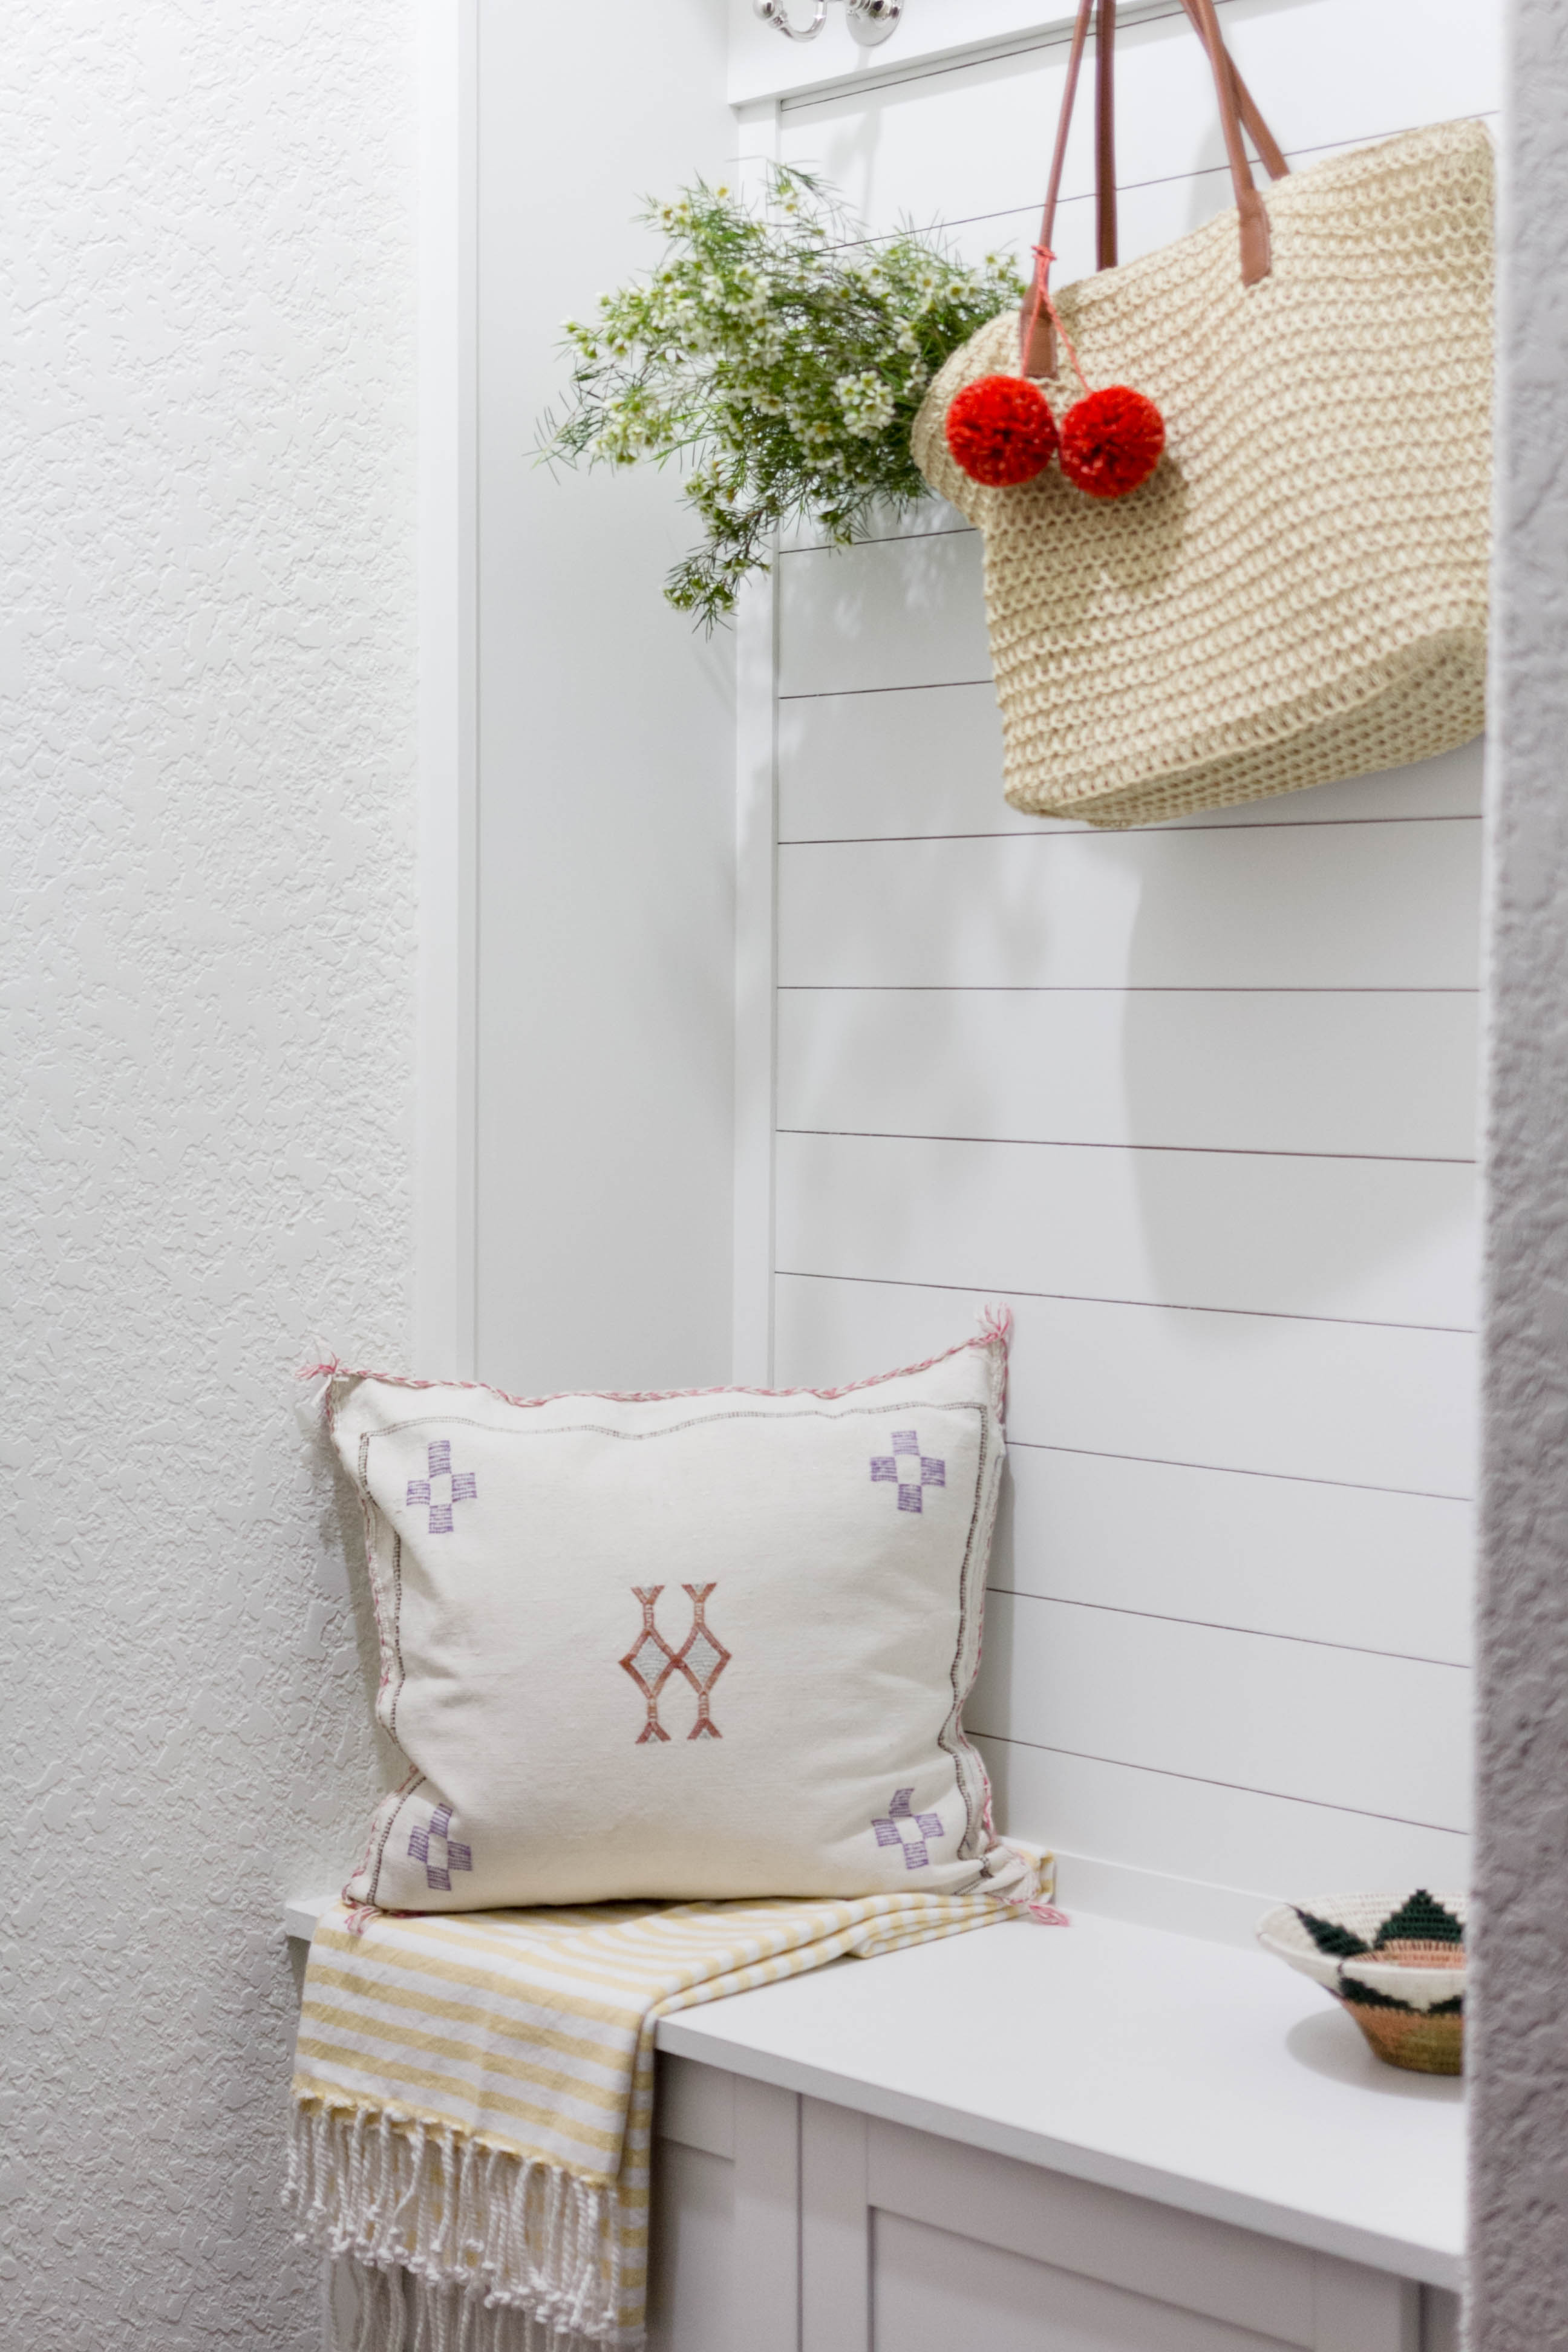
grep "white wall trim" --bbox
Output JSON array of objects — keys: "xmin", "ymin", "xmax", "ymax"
[
  {"xmin": 728, "ymin": 0, "xmax": 1184, "ymax": 107},
  {"xmin": 732, "ymin": 100, "xmax": 783, "ymax": 1386},
  {"xmin": 414, "ymin": 0, "xmax": 479, "ymax": 1379},
  {"xmin": 732, "ymin": 564, "xmax": 779, "ymax": 1386}
]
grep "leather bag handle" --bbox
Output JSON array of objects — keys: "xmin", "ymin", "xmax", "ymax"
[
  {"xmin": 1021, "ymin": 0, "xmax": 1289, "ymax": 376},
  {"xmin": 1177, "ymin": 0, "xmax": 1289, "ymax": 191}
]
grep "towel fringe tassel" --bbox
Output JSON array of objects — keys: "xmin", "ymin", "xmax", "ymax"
[
  {"xmin": 286, "ymin": 2099, "xmax": 643, "ymax": 2351},
  {"xmin": 328, "ymin": 2258, "xmax": 635, "ymax": 2352}
]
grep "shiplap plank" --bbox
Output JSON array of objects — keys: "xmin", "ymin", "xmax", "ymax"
[
  {"xmin": 779, "ymin": 0, "xmax": 1503, "ymax": 255},
  {"xmin": 778, "ymin": 675, "xmax": 1009, "ymax": 837},
  {"xmin": 777, "ymin": 688, "xmax": 1484, "ymax": 842},
  {"xmin": 774, "ymin": 1275, "xmax": 1478, "ymax": 1497},
  {"xmin": 777, "ymin": 988, "xmax": 1480, "ymax": 1160},
  {"xmin": 976, "ymin": 1736, "xmax": 1472, "ymax": 1906},
  {"xmin": 780, "ymin": 503, "xmax": 970, "ymax": 557},
  {"xmin": 996, "ymin": 1446, "xmax": 1474, "ymax": 1667},
  {"xmin": 777, "ymin": 828, "xmax": 1483, "ymax": 990},
  {"xmin": 969, "ymin": 1591, "xmax": 1471, "ymax": 1829},
  {"xmin": 779, "ymin": 532, "xmax": 990, "ymax": 701},
  {"xmin": 775, "ymin": 1131, "xmax": 1478, "ymax": 1330},
  {"xmin": 869, "ymin": 137, "xmax": 1474, "ymax": 278}
]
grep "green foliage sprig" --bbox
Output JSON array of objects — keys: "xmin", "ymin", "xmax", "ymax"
[{"xmin": 539, "ymin": 166, "xmax": 1023, "ymax": 629}]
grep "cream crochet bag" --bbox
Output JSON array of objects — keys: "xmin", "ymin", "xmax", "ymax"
[{"xmin": 910, "ymin": 0, "xmax": 1494, "ymax": 830}]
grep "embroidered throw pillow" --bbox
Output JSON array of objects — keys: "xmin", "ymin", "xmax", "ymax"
[{"xmin": 321, "ymin": 1327, "xmax": 1020, "ymax": 1910}]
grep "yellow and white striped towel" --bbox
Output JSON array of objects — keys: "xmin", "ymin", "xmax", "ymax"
[{"xmin": 286, "ymin": 1887, "xmax": 1044, "ymax": 2349}]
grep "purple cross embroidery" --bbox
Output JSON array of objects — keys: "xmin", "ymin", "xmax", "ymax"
[
  {"xmin": 407, "ymin": 1802, "xmax": 473, "ymax": 1892},
  {"xmin": 869, "ymin": 1429, "xmax": 946, "ymax": 1514},
  {"xmin": 406, "ymin": 1439, "xmax": 478, "ymax": 1535},
  {"xmin": 872, "ymin": 1787, "xmax": 946, "ymax": 1870}
]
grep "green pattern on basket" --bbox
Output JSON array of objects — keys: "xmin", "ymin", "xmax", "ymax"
[
  {"xmin": 1292, "ymin": 1889, "xmax": 1465, "ymax": 2016},
  {"xmin": 1292, "ymin": 1888, "xmax": 1464, "ymax": 1960},
  {"xmin": 1329, "ymin": 1981, "xmax": 1465, "ymax": 2016}
]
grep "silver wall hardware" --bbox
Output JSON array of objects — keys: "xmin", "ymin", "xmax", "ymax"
[{"xmin": 753, "ymin": 0, "xmax": 903, "ymax": 47}]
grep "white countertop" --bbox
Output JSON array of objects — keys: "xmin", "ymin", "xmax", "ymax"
[
  {"xmin": 284, "ymin": 1898, "xmax": 1464, "ymax": 2288},
  {"xmin": 658, "ymin": 1911, "xmax": 1465, "ymax": 2289}
]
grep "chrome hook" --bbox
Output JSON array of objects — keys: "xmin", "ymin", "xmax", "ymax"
[
  {"xmin": 754, "ymin": 0, "xmax": 903, "ymax": 47},
  {"xmin": 754, "ymin": 0, "xmax": 828, "ymax": 38},
  {"xmin": 846, "ymin": 0, "xmax": 902, "ymax": 42}
]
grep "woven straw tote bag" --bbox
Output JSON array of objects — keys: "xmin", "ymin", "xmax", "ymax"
[{"xmin": 910, "ymin": 0, "xmax": 1494, "ymax": 829}]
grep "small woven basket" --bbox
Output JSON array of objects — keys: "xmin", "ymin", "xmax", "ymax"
[{"xmin": 1256, "ymin": 1890, "xmax": 1466, "ymax": 2076}]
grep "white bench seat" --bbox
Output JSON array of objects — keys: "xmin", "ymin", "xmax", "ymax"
[{"xmin": 285, "ymin": 1900, "xmax": 1463, "ymax": 2349}]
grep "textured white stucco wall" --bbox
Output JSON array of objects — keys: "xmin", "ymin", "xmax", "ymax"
[
  {"xmin": 1474, "ymin": 3, "xmax": 1568, "ymax": 2343},
  {"xmin": 0, "ymin": 5, "xmax": 416, "ymax": 2344}
]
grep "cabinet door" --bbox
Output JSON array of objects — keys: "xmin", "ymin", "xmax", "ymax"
[
  {"xmin": 798, "ymin": 2102, "xmax": 1420, "ymax": 2352},
  {"xmin": 648, "ymin": 2067, "xmax": 1432, "ymax": 2352},
  {"xmin": 872, "ymin": 2213, "xmax": 1306, "ymax": 2352},
  {"xmin": 648, "ymin": 2058, "xmax": 800, "ymax": 2352}
]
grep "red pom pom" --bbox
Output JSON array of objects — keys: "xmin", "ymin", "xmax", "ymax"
[
  {"xmin": 1058, "ymin": 385, "xmax": 1165, "ymax": 499},
  {"xmin": 945, "ymin": 374, "xmax": 1059, "ymax": 487}
]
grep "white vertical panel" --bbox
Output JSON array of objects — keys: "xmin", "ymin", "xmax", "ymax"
[
  {"xmin": 733, "ymin": 2077, "xmax": 802, "ymax": 2352},
  {"xmin": 733, "ymin": 100, "xmax": 782, "ymax": 1385},
  {"xmin": 414, "ymin": 0, "xmax": 478, "ymax": 1380},
  {"xmin": 1313, "ymin": 2257, "xmax": 1420, "ymax": 2352},
  {"xmin": 644, "ymin": 2145, "xmax": 738, "ymax": 2352},
  {"xmin": 473, "ymin": 0, "xmax": 736, "ymax": 1398},
  {"xmin": 802, "ymin": 2099, "xmax": 871, "ymax": 2352},
  {"xmin": 657, "ymin": 2055, "xmax": 737, "ymax": 2157},
  {"xmin": 1421, "ymin": 2287, "xmax": 1462, "ymax": 2352},
  {"xmin": 647, "ymin": 2143, "xmax": 736, "ymax": 2352}
]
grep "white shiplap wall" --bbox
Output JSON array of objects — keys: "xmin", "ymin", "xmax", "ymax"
[{"xmin": 751, "ymin": 0, "xmax": 1499, "ymax": 1933}]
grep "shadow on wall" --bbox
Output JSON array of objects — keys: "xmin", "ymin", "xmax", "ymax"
[{"xmin": 1122, "ymin": 736, "xmax": 1484, "ymax": 1344}]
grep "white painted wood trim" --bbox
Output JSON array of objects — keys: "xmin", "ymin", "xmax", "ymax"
[
  {"xmin": 656, "ymin": 2056, "xmax": 739, "ymax": 2158},
  {"xmin": 802, "ymin": 2099, "xmax": 871, "ymax": 2351},
  {"xmin": 1313, "ymin": 2257, "xmax": 1420, "ymax": 2352},
  {"xmin": 732, "ymin": 101, "xmax": 783, "ymax": 1385},
  {"xmin": 733, "ymin": 2077, "xmax": 802, "ymax": 2352},
  {"xmin": 733, "ymin": 569, "xmax": 778, "ymax": 1385},
  {"xmin": 727, "ymin": 0, "xmax": 1170, "ymax": 107},
  {"xmin": 413, "ymin": 0, "xmax": 479, "ymax": 1381},
  {"xmin": 1048, "ymin": 1849, "xmax": 1295, "ymax": 1950},
  {"xmin": 284, "ymin": 1894, "xmax": 332, "ymax": 1945}
]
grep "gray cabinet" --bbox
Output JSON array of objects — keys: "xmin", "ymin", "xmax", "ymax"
[{"xmin": 649, "ymin": 2057, "xmax": 1459, "ymax": 2352}]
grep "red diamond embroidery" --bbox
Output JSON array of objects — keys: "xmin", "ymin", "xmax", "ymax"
[{"xmin": 620, "ymin": 1583, "xmax": 730, "ymax": 1743}]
